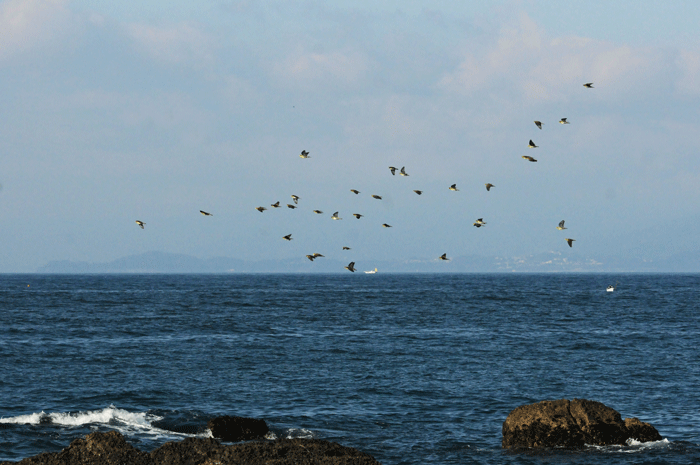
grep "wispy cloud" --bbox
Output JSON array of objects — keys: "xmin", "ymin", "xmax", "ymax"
[
  {"xmin": 0, "ymin": 0, "xmax": 74, "ymax": 61},
  {"xmin": 126, "ymin": 21, "xmax": 215, "ymax": 67}
]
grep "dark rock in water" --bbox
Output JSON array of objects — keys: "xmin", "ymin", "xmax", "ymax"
[
  {"xmin": 502, "ymin": 398, "xmax": 662, "ymax": 449},
  {"xmin": 207, "ymin": 415, "xmax": 270, "ymax": 441},
  {"xmin": 1, "ymin": 431, "xmax": 382, "ymax": 465},
  {"xmin": 4, "ymin": 431, "xmax": 149, "ymax": 465}
]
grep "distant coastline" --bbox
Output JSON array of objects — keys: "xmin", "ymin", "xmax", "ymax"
[{"xmin": 33, "ymin": 250, "xmax": 700, "ymax": 273}]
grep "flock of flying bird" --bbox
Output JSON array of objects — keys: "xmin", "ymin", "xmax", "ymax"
[{"xmin": 135, "ymin": 83, "xmax": 594, "ymax": 272}]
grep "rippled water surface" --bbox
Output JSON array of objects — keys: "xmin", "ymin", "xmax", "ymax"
[{"xmin": 1, "ymin": 273, "xmax": 699, "ymax": 464}]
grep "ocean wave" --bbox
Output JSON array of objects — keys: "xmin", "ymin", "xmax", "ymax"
[
  {"xmin": 0, "ymin": 406, "xmax": 212, "ymax": 440},
  {"xmin": 586, "ymin": 438, "xmax": 671, "ymax": 453}
]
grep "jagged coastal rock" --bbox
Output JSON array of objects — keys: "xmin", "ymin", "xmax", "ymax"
[
  {"xmin": 502, "ymin": 398, "xmax": 662, "ymax": 449},
  {"xmin": 207, "ymin": 415, "xmax": 270, "ymax": 441},
  {"xmin": 0, "ymin": 430, "xmax": 382, "ymax": 465}
]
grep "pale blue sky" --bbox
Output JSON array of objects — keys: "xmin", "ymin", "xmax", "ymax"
[{"xmin": 1, "ymin": 0, "xmax": 699, "ymax": 271}]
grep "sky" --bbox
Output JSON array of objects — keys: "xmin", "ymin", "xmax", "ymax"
[{"xmin": 1, "ymin": 0, "xmax": 700, "ymax": 272}]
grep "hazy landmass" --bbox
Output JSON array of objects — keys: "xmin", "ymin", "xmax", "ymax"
[{"xmin": 35, "ymin": 250, "xmax": 700, "ymax": 273}]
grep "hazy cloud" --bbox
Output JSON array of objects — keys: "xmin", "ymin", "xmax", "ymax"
[{"xmin": 0, "ymin": 0, "xmax": 74, "ymax": 61}]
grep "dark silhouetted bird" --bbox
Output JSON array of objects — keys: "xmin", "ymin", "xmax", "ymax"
[
  {"xmin": 350, "ymin": 189, "xmax": 360, "ymax": 194},
  {"xmin": 135, "ymin": 221, "xmax": 145, "ymax": 229},
  {"xmin": 559, "ymin": 118, "xmax": 570, "ymax": 124},
  {"xmin": 300, "ymin": 150, "xmax": 310, "ymax": 158},
  {"xmin": 534, "ymin": 121, "xmax": 543, "ymax": 129},
  {"xmin": 283, "ymin": 234, "xmax": 292, "ymax": 241},
  {"xmin": 439, "ymin": 253, "xmax": 449, "ymax": 261},
  {"xmin": 557, "ymin": 220, "xmax": 567, "ymax": 230},
  {"xmin": 200, "ymin": 210, "xmax": 213, "ymax": 216},
  {"xmin": 345, "ymin": 262, "xmax": 356, "ymax": 272},
  {"xmin": 485, "ymin": 183, "xmax": 494, "ymax": 191},
  {"xmin": 413, "ymin": 190, "xmax": 423, "ymax": 195},
  {"xmin": 449, "ymin": 184, "xmax": 459, "ymax": 191},
  {"xmin": 389, "ymin": 166, "xmax": 397, "ymax": 175},
  {"xmin": 528, "ymin": 139, "xmax": 538, "ymax": 148},
  {"xmin": 353, "ymin": 213, "xmax": 363, "ymax": 219},
  {"xmin": 256, "ymin": 206, "xmax": 267, "ymax": 213},
  {"xmin": 566, "ymin": 238, "xmax": 576, "ymax": 247},
  {"xmin": 372, "ymin": 195, "xmax": 382, "ymax": 200},
  {"xmin": 522, "ymin": 156, "xmax": 537, "ymax": 162},
  {"xmin": 583, "ymin": 83, "xmax": 594, "ymax": 88}
]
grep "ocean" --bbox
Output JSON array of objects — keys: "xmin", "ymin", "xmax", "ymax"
[{"xmin": 1, "ymin": 273, "xmax": 699, "ymax": 464}]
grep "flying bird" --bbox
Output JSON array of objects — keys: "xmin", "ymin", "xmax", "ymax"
[
  {"xmin": 200, "ymin": 210, "xmax": 213, "ymax": 216},
  {"xmin": 135, "ymin": 221, "xmax": 145, "ymax": 229},
  {"xmin": 400, "ymin": 166, "xmax": 409, "ymax": 176},
  {"xmin": 291, "ymin": 195, "xmax": 300, "ymax": 204},
  {"xmin": 528, "ymin": 139, "xmax": 538, "ymax": 148},
  {"xmin": 271, "ymin": 201, "xmax": 280, "ymax": 208},
  {"xmin": 522, "ymin": 156, "xmax": 537, "ymax": 162},
  {"xmin": 439, "ymin": 253, "xmax": 449, "ymax": 261},
  {"xmin": 306, "ymin": 255, "xmax": 315, "ymax": 261},
  {"xmin": 283, "ymin": 234, "xmax": 292, "ymax": 241},
  {"xmin": 559, "ymin": 118, "xmax": 570, "ymax": 124},
  {"xmin": 413, "ymin": 190, "xmax": 423, "ymax": 195},
  {"xmin": 312, "ymin": 253, "xmax": 324, "ymax": 258},
  {"xmin": 566, "ymin": 238, "xmax": 576, "ymax": 247},
  {"xmin": 331, "ymin": 212, "xmax": 342, "ymax": 220},
  {"xmin": 557, "ymin": 220, "xmax": 567, "ymax": 230},
  {"xmin": 350, "ymin": 189, "xmax": 360, "ymax": 194},
  {"xmin": 534, "ymin": 121, "xmax": 543, "ymax": 129},
  {"xmin": 485, "ymin": 183, "xmax": 494, "ymax": 191},
  {"xmin": 382, "ymin": 223, "xmax": 392, "ymax": 228},
  {"xmin": 342, "ymin": 246, "xmax": 351, "ymax": 250},
  {"xmin": 449, "ymin": 184, "xmax": 459, "ymax": 191},
  {"xmin": 474, "ymin": 218, "xmax": 486, "ymax": 226},
  {"xmin": 313, "ymin": 210, "xmax": 323, "ymax": 214},
  {"xmin": 345, "ymin": 262, "xmax": 356, "ymax": 272},
  {"xmin": 256, "ymin": 206, "xmax": 267, "ymax": 213},
  {"xmin": 389, "ymin": 166, "xmax": 397, "ymax": 175},
  {"xmin": 353, "ymin": 213, "xmax": 363, "ymax": 219},
  {"xmin": 372, "ymin": 195, "xmax": 382, "ymax": 200},
  {"xmin": 583, "ymin": 83, "xmax": 594, "ymax": 88},
  {"xmin": 300, "ymin": 150, "xmax": 310, "ymax": 158},
  {"xmin": 287, "ymin": 204, "xmax": 297, "ymax": 209}
]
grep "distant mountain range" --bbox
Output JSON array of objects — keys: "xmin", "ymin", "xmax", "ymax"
[{"xmin": 35, "ymin": 250, "xmax": 700, "ymax": 273}]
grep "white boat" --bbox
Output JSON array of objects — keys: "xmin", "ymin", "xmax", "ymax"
[
  {"xmin": 607, "ymin": 282, "xmax": 619, "ymax": 292},
  {"xmin": 365, "ymin": 268, "xmax": 377, "ymax": 274}
]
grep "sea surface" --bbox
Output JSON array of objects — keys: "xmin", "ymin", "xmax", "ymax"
[{"xmin": 1, "ymin": 273, "xmax": 699, "ymax": 464}]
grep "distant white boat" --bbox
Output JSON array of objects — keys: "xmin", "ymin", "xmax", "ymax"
[
  {"xmin": 607, "ymin": 282, "xmax": 619, "ymax": 292},
  {"xmin": 365, "ymin": 268, "xmax": 377, "ymax": 274}
]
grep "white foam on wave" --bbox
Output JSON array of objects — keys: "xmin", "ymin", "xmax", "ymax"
[
  {"xmin": 285, "ymin": 428, "xmax": 315, "ymax": 439},
  {"xmin": 0, "ymin": 405, "xmax": 211, "ymax": 440},
  {"xmin": 587, "ymin": 437, "xmax": 670, "ymax": 453},
  {"xmin": 0, "ymin": 405, "xmax": 155, "ymax": 428}
]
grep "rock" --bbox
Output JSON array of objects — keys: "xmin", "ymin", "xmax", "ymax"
[
  {"xmin": 1, "ymin": 431, "xmax": 382, "ymax": 465},
  {"xmin": 502, "ymin": 398, "xmax": 662, "ymax": 449},
  {"xmin": 207, "ymin": 415, "xmax": 270, "ymax": 441}
]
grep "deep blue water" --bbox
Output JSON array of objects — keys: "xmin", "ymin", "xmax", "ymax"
[{"xmin": 1, "ymin": 273, "xmax": 699, "ymax": 464}]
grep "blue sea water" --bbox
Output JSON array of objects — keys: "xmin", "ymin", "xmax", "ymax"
[{"xmin": 1, "ymin": 273, "xmax": 699, "ymax": 464}]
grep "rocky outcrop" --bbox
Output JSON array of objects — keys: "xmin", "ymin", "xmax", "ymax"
[
  {"xmin": 502, "ymin": 398, "xmax": 662, "ymax": 449},
  {"xmin": 207, "ymin": 415, "xmax": 269, "ymax": 442},
  {"xmin": 1, "ymin": 431, "xmax": 382, "ymax": 465}
]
